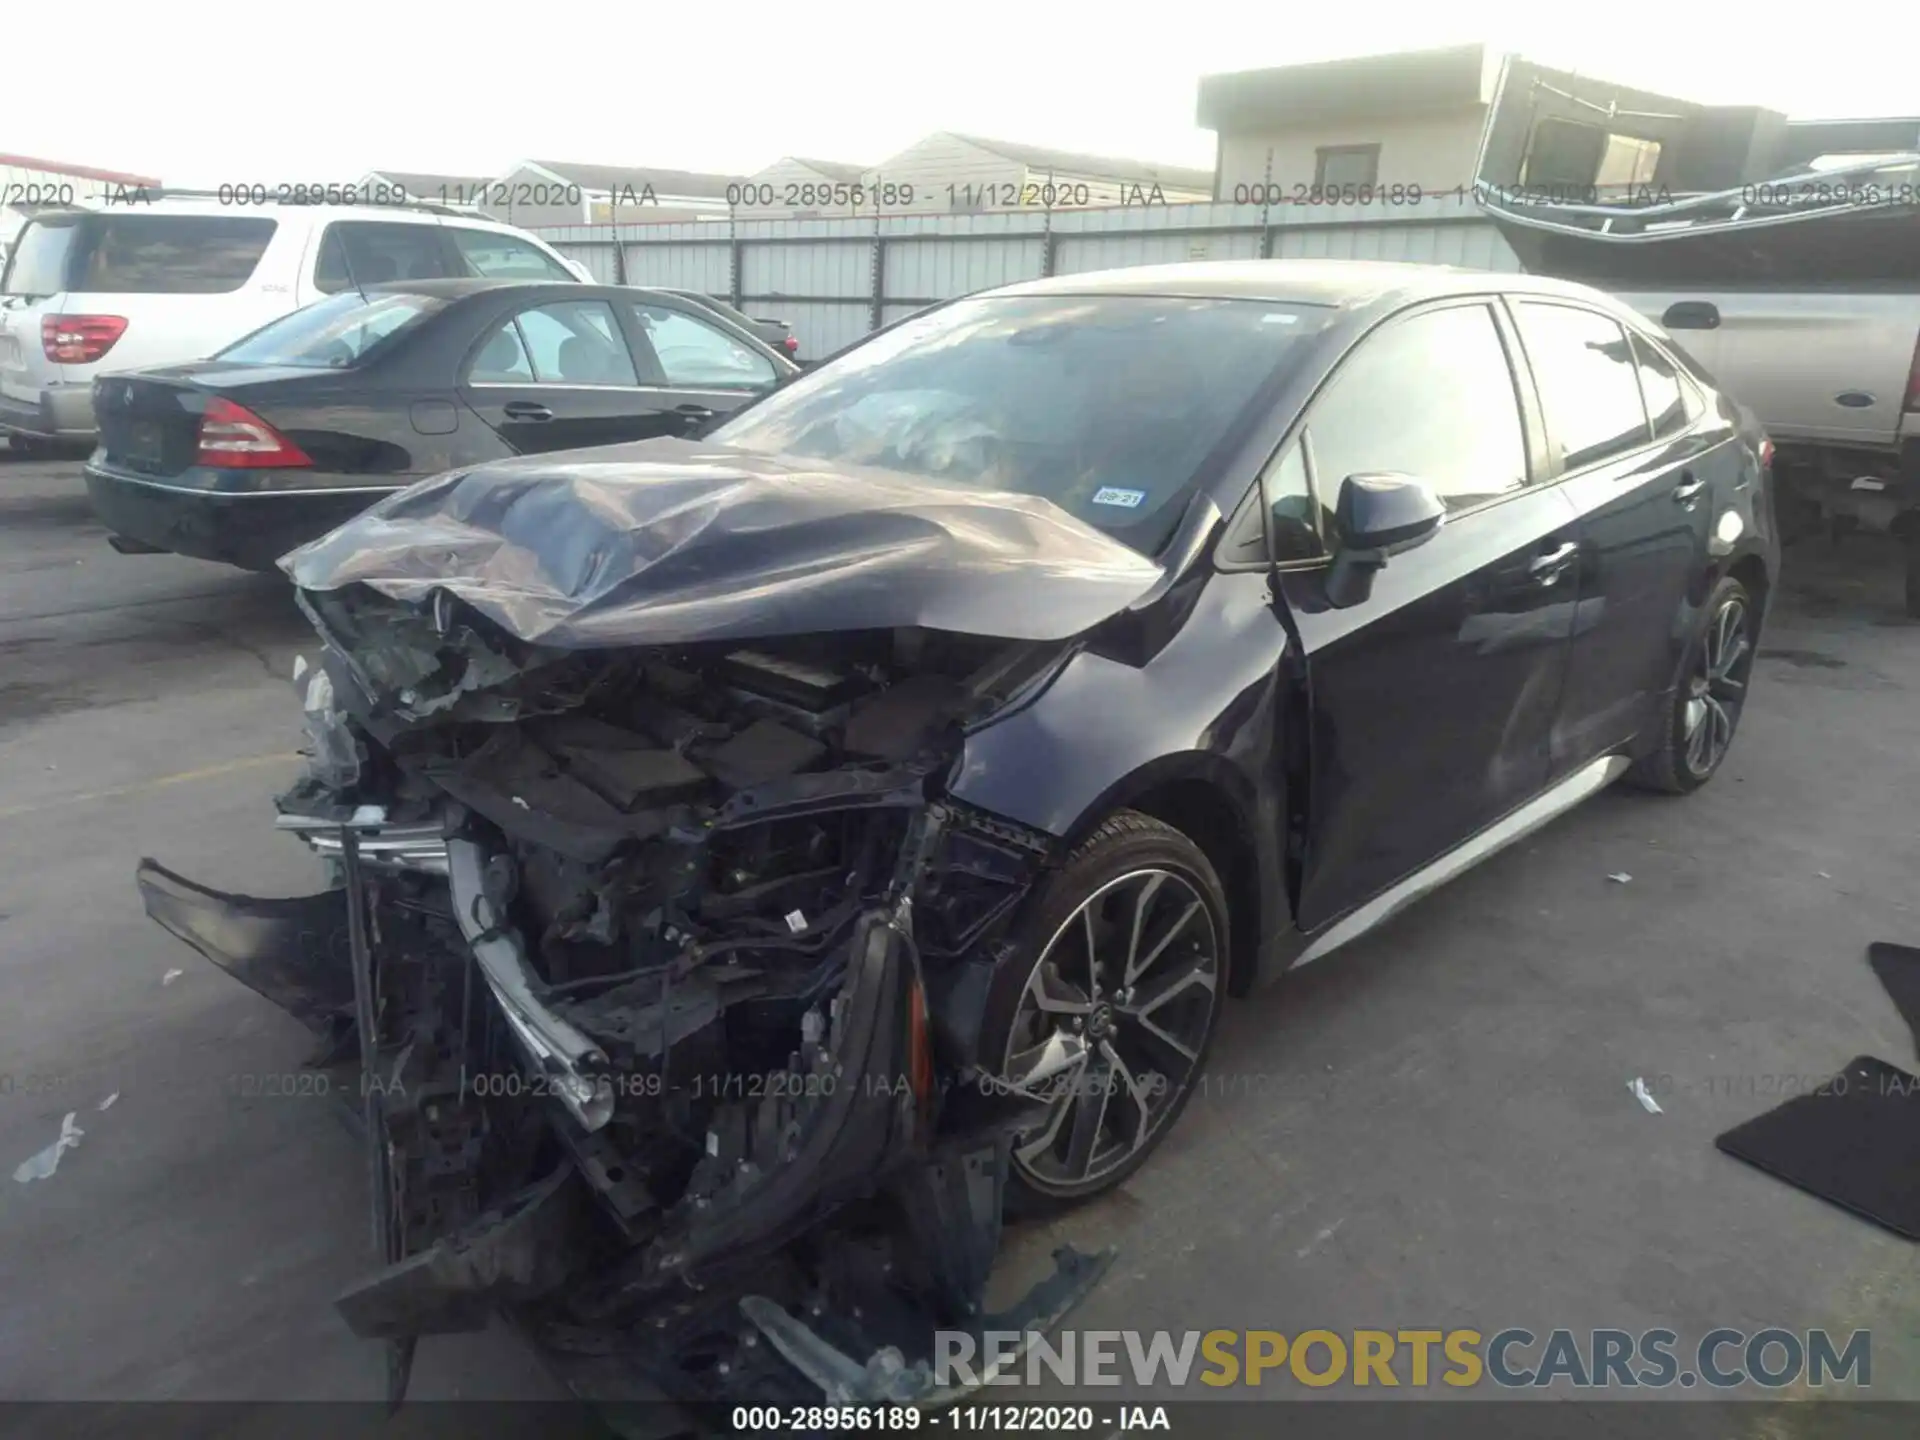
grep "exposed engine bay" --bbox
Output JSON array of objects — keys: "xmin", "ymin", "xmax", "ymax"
[{"xmin": 137, "ymin": 586, "xmax": 1111, "ymax": 1424}]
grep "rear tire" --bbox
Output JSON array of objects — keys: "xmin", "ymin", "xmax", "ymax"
[
  {"xmin": 982, "ymin": 811, "xmax": 1228, "ymax": 1218},
  {"xmin": 1627, "ymin": 574, "xmax": 1756, "ymax": 795}
]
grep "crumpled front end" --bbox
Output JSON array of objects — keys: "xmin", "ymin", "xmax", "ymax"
[{"xmin": 137, "ymin": 582, "xmax": 1111, "ymax": 1414}]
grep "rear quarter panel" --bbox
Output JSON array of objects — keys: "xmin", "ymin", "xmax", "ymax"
[{"xmin": 239, "ymin": 375, "xmax": 514, "ymax": 478}]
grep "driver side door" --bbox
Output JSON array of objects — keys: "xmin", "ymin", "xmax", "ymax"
[{"xmin": 1274, "ymin": 299, "xmax": 1585, "ymax": 937}]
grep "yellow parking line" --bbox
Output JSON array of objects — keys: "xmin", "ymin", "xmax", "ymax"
[{"xmin": 0, "ymin": 752, "xmax": 302, "ymax": 821}]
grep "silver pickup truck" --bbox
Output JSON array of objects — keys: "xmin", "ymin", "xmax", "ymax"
[
  {"xmin": 1474, "ymin": 58, "xmax": 1920, "ymax": 613},
  {"xmin": 1616, "ymin": 278, "xmax": 1920, "ymax": 584}
]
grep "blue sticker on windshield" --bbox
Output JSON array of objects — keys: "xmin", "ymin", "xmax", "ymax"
[{"xmin": 1092, "ymin": 487, "xmax": 1147, "ymax": 509}]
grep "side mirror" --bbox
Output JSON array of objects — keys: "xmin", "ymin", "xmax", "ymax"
[{"xmin": 1325, "ymin": 473, "xmax": 1446, "ymax": 609}]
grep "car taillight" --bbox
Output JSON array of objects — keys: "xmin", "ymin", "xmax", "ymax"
[
  {"xmin": 783, "ymin": 335, "xmax": 799, "ymax": 355},
  {"xmin": 195, "ymin": 397, "xmax": 312, "ymax": 469},
  {"xmin": 42, "ymin": 314, "xmax": 128, "ymax": 364},
  {"xmin": 1906, "ymin": 330, "xmax": 1920, "ymax": 411}
]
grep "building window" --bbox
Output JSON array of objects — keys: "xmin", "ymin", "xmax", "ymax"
[
  {"xmin": 1596, "ymin": 134, "xmax": 1662, "ymax": 189},
  {"xmin": 1314, "ymin": 144, "xmax": 1380, "ymax": 189},
  {"xmin": 1522, "ymin": 118, "xmax": 1662, "ymax": 192}
]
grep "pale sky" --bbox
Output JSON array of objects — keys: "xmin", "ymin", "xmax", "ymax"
[{"xmin": 12, "ymin": 0, "xmax": 1917, "ymax": 184}]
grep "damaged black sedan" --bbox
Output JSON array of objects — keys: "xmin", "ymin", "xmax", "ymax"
[{"xmin": 137, "ymin": 260, "xmax": 1777, "ymax": 1415}]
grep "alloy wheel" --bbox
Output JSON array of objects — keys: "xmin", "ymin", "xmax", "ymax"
[
  {"xmin": 1682, "ymin": 595, "xmax": 1752, "ymax": 779},
  {"xmin": 1000, "ymin": 868, "xmax": 1220, "ymax": 1194}
]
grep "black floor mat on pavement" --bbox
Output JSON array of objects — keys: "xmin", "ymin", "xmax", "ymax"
[
  {"xmin": 1868, "ymin": 942, "xmax": 1920, "ymax": 1055},
  {"xmin": 1714, "ymin": 1055, "xmax": 1920, "ymax": 1240}
]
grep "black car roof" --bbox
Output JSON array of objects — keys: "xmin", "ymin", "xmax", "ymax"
[
  {"xmin": 363, "ymin": 278, "xmax": 605, "ymax": 300},
  {"xmin": 358, "ymin": 278, "xmax": 774, "ymax": 319},
  {"xmin": 988, "ymin": 259, "xmax": 1614, "ymax": 311},
  {"xmin": 362, "ymin": 279, "xmax": 741, "ymax": 310},
  {"xmin": 355, "ymin": 279, "xmax": 798, "ymax": 371}
]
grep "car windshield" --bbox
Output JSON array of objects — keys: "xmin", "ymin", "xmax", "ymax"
[
  {"xmin": 707, "ymin": 293, "xmax": 1326, "ymax": 554},
  {"xmin": 216, "ymin": 291, "xmax": 447, "ymax": 368}
]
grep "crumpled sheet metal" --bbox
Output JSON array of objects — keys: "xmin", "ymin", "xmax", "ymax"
[{"xmin": 281, "ymin": 440, "xmax": 1166, "ymax": 650}]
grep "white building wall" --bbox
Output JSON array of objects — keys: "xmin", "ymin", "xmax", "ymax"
[
  {"xmin": 476, "ymin": 166, "xmax": 591, "ymax": 229},
  {"xmin": 857, "ymin": 136, "xmax": 1210, "ymax": 217},
  {"xmin": 862, "ymin": 135, "xmax": 1028, "ymax": 216},
  {"xmin": 1002, "ymin": 166, "xmax": 1213, "ymax": 210},
  {"xmin": 471, "ymin": 167, "xmax": 731, "ymax": 229},
  {"xmin": 1216, "ymin": 109, "xmax": 1487, "ymax": 198},
  {"xmin": 736, "ymin": 158, "xmax": 871, "ymax": 219}
]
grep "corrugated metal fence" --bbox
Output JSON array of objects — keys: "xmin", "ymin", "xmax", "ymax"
[{"xmin": 534, "ymin": 193, "xmax": 1520, "ymax": 362}]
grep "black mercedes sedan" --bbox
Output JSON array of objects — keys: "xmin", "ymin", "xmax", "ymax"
[
  {"xmin": 135, "ymin": 260, "xmax": 1777, "ymax": 1405},
  {"xmin": 83, "ymin": 279, "xmax": 799, "ymax": 570}
]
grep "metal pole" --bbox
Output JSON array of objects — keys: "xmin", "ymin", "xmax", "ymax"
[
  {"xmin": 1260, "ymin": 146, "xmax": 1275, "ymax": 259},
  {"xmin": 340, "ymin": 827, "xmax": 386, "ymax": 1254},
  {"xmin": 1041, "ymin": 171, "xmax": 1057, "ymax": 278},
  {"xmin": 869, "ymin": 208, "xmax": 886, "ymax": 335}
]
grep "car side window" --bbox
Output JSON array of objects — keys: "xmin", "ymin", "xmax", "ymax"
[
  {"xmin": 314, "ymin": 222, "xmax": 453, "ymax": 292},
  {"xmin": 1263, "ymin": 443, "xmax": 1323, "ymax": 561},
  {"xmin": 447, "ymin": 228, "xmax": 572, "ymax": 281},
  {"xmin": 1665, "ymin": 341, "xmax": 1713, "ymax": 423},
  {"xmin": 630, "ymin": 303, "xmax": 776, "ymax": 390},
  {"xmin": 1513, "ymin": 302, "xmax": 1651, "ymax": 471},
  {"xmin": 468, "ymin": 300, "xmax": 639, "ymax": 386},
  {"xmin": 1304, "ymin": 304, "xmax": 1527, "ymax": 517},
  {"xmin": 468, "ymin": 316, "xmax": 535, "ymax": 382},
  {"xmin": 1631, "ymin": 333, "xmax": 1690, "ymax": 439}
]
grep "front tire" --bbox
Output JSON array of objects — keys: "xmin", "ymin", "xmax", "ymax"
[
  {"xmin": 1627, "ymin": 574, "xmax": 1756, "ymax": 794},
  {"xmin": 983, "ymin": 811, "xmax": 1227, "ymax": 1216}
]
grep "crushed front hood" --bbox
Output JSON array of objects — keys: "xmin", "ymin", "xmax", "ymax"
[{"xmin": 281, "ymin": 439, "xmax": 1166, "ymax": 648}]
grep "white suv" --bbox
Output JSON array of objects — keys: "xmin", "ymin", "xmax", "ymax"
[{"xmin": 0, "ymin": 197, "xmax": 589, "ymax": 451}]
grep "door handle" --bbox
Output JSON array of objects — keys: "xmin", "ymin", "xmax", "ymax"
[
  {"xmin": 503, "ymin": 401, "xmax": 552, "ymax": 422},
  {"xmin": 1528, "ymin": 541, "xmax": 1578, "ymax": 584},
  {"xmin": 1672, "ymin": 475, "xmax": 1707, "ymax": 504},
  {"xmin": 1661, "ymin": 301, "xmax": 1720, "ymax": 330},
  {"xmin": 674, "ymin": 404, "xmax": 715, "ymax": 420}
]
